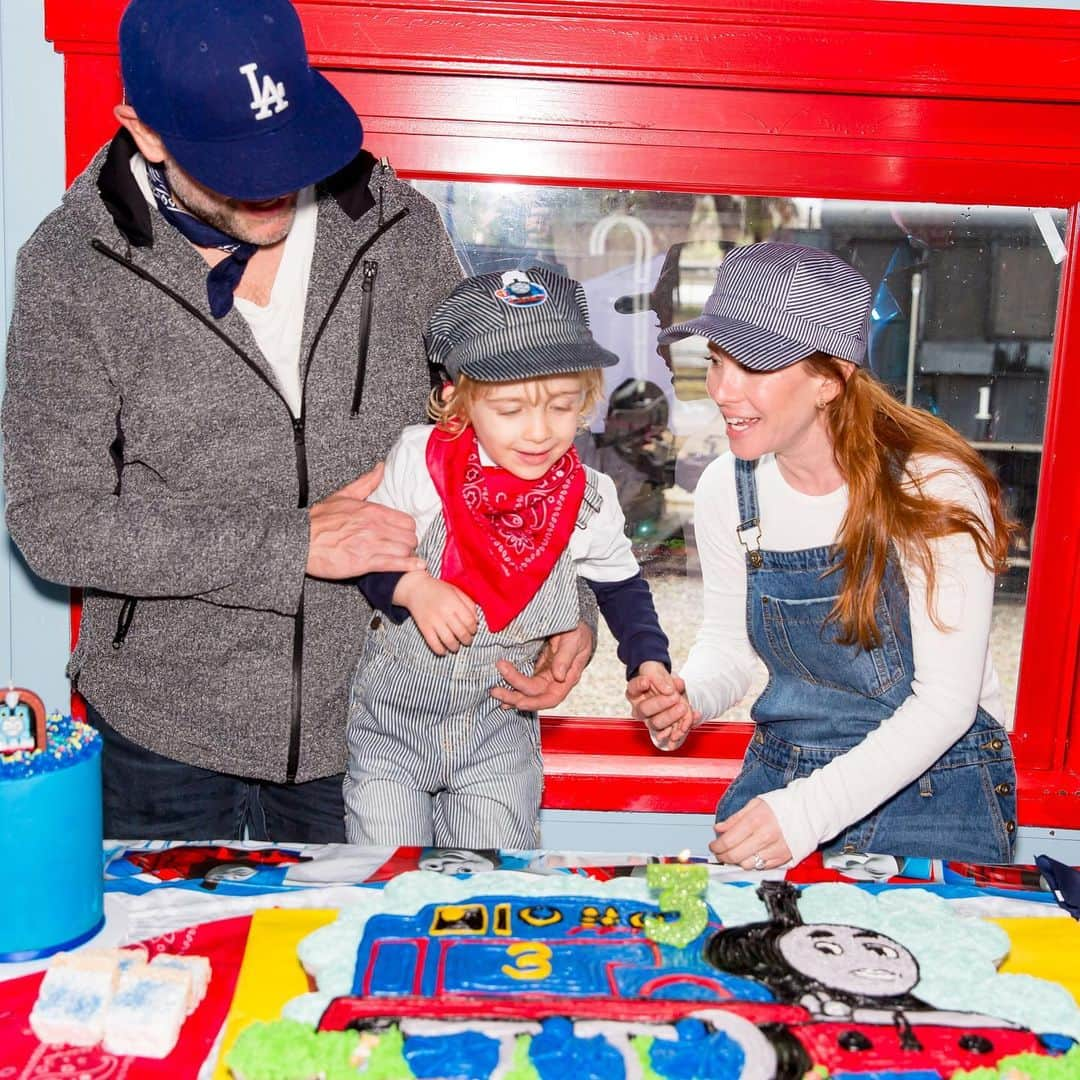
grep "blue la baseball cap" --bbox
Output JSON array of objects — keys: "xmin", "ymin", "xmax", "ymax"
[{"xmin": 119, "ymin": 0, "xmax": 363, "ymax": 201}]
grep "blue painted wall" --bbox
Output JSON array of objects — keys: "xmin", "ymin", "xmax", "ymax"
[{"xmin": 0, "ymin": 1, "xmax": 68, "ymax": 712}]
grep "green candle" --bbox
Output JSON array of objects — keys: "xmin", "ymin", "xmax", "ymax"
[{"xmin": 643, "ymin": 861, "xmax": 709, "ymax": 948}]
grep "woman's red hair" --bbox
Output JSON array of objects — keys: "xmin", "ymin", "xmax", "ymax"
[{"xmin": 806, "ymin": 354, "xmax": 1014, "ymax": 649}]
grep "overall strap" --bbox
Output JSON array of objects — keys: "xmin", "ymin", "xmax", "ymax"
[
  {"xmin": 576, "ymin": 468, "xmax": 603, "ymax": 529},
  {"xmin": 734, "ymin": 457, "xmax": 764, "ymax": 569}
]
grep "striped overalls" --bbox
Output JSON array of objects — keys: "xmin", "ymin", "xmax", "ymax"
[{"xmin": 344, "ymin": 472, "xmax": 601, "ymax": 848}]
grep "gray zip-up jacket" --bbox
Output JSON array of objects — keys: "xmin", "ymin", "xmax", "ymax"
[{"xmin": 3, "ymin": 131, "xmax": 463, "ymax": 783}]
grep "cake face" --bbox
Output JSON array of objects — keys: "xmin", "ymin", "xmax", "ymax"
[
  {"xmin": 775, "ymin": 924, "xmax": 919, "ymax": 997},
  {"xmin": 223, "ymin": 872, "xmax": 1080, "ymax": 1080}
]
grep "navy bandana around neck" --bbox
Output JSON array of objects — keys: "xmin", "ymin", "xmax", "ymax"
[{"xmin": 146, "ymin": 162, "xmax": 258, "ymax": 319}]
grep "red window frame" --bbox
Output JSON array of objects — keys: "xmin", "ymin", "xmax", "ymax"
[{"xmin": 46, "ymin": 0, "xmax": 1080, "ymax": 825}]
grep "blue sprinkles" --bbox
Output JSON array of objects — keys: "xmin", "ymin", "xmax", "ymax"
[
  {"xmin": 0, "ymin": 714, "xmax": 101, "ymax": 780},
  {"xmin": 36, "ymin": 979, "xmax": 107, "ymax": 1021}
]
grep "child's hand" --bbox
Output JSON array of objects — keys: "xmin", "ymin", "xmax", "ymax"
[
  {"xmin": 392, "ymin": 572, "xmax": 478, "ymax": 655},
  {"xmin": 628, "ymin": 662, "xmax": 700, "ymax": 751}
]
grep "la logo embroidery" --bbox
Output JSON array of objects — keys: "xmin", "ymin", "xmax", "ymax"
[{"xmin": 239, "ymin": 62, "xmax": 289, "ymax": 120}]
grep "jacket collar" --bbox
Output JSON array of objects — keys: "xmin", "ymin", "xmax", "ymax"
[
  {"xmin": 96, "ymin": 128, "xmax": 378, "ymax": 248},
  {"xmin": 97, "ymin": 128, "xmax": 154, "ymax": 247}
]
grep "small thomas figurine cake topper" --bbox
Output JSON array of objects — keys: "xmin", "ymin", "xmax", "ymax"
[{"xmin": 0, "ymin": 685, "xmax": 47, "ymax": 754}]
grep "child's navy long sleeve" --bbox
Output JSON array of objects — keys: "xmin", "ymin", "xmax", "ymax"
[
  {"xmin": 587, "ymin": 571, "xmax": 670, "ymax": 677},
  {"xmin": 357, "ymin": 571, "xmax": 410, "ymax": 623}
]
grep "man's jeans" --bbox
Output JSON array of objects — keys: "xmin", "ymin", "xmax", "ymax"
[{"xmin": 85, "ymin": 703, "xmax": 346, "ymax": 843}]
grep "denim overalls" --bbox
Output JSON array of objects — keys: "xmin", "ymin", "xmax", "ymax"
[
  {"xmin": 715, "ymin": 458, "xmax": 1017, "ymax": 862},
  {"xmin": 344, "ymin": 471, "xmax": 601, "ymax": 849}
]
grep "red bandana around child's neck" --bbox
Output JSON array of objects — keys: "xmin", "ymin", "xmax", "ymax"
[{"xmin": 426, "ymin": 426, "xmax": 586, "ymax": 632}]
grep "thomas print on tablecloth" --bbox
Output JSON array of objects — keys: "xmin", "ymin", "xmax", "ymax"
[{"xmin": 106, "ymin": 845, "xmax": 312, "ymax": 894}]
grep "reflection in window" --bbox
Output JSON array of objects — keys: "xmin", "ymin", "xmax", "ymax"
[{"xmin": 413, "ymin": 183, "xmax": 1065, "ymax": 729}]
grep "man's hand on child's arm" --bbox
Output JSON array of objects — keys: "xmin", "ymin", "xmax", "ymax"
[
  {"xmin": 392, "ymin": 572, "xmax": 478, "ymax": 655},
  {"xmin": 491, "ymin": 621, "xmax": 593, "ymax": 711},
  {"xmin": 307, "ymin": 463, "xmax": 426, "ymax": 580},
  {"xmin": 627, "ymin": 666, "xmax": 700, "ymax": 751}
]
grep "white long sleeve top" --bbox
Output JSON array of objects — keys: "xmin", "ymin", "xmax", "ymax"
[{"xmin": 681, "ymin": 451, "xmax": 1004, "ymax": 864}]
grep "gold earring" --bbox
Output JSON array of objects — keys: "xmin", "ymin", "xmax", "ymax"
[{"xmin": 815, "ymin": 399, "xmax": 827, "ymax": 410}]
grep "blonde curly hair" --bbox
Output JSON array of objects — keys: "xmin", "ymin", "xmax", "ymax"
[{"xmin": 428, "ymin": 369, "xmax": 605, "ymax": 435}]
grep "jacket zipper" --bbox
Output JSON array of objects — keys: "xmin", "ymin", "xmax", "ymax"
[
  {"xmin": 350, "ymin": 259, "xmax": 379, "ymax": 414},
  {"xmin": 287, "ymin": 414, "xmax": 308, "ymax": 783},
  {"xmin": 92, "ymin": 204, "xmax": 411, "ymax": 782},
  {"xmin": 112, "ymin": 597, "xmax": 137, "ymax": 649},
  {"xmin": 289, "ymin": 205, "xmax": 407, "ymax": 780},
  {"xmin": 299, "ymin": 206, "xmax": 408, "ymax": 401}
]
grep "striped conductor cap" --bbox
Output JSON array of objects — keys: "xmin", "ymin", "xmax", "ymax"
[
  {"xmin": 426, "ymin": 266, "xmax": 620, "ymax": 383},
  {"xmin": 657, "ymin": 242, "xmax": 872, "ymax": 371}
]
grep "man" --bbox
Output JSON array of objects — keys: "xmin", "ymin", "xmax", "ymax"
[{"xmin": 3, "ymin": 0, "xmax": 590, "ymax": 843}]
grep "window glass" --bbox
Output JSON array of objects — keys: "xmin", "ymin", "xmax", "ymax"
[{"xmin": 413, "ymin": 183, "xmax": 1065, "ymax": 729}]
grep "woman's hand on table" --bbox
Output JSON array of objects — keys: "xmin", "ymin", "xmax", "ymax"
[
  {"xmin": 627, "ymin": 667, "xmax": 700, "ymax": 751},
  {"xmin": 710, "ymin": 797, "xmax": 793, "ymax": 871}
]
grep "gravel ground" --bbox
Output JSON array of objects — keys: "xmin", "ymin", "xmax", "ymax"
[{"xmin": 548, "ymin": 570, "xmax": 1024, "ymax": 731}]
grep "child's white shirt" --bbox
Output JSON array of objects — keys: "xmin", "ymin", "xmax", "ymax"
[
  {"xmin": 369, "ymin": 425, "xmax": 640, "ymax": 583},
  {"xmin": 681, "ymin": 451, "xmax": 1004, "ymax": 864}
]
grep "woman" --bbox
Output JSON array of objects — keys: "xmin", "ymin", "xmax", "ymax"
[{"xmin": 628, "ymin": 242, "xmax": 1017, "ymax": 870}]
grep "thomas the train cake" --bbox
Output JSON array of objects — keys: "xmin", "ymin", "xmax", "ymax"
[{"xmin": 226, "ymin": 865, "xmax": 1080, "ymax": 1079}]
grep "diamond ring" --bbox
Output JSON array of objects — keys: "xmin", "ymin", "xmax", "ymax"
[{"xmin": 752, "ymin": 853, "xmax": 766, "ymax": 871}]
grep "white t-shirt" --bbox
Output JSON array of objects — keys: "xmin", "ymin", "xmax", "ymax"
[
  {"xmin": 130, "ymin": 153, "xmax": 316, "ymax": 417},
  {"xmin": 681, "ymin": 451, "xmax": 1003, "ymax": 864},
  {"xmin": 369, "ymin": 425, "xmax": 641, "ymax": 583},
  {"xmin": 232, "ymin": 188, "xmax": 316, "ymax": 418}
]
